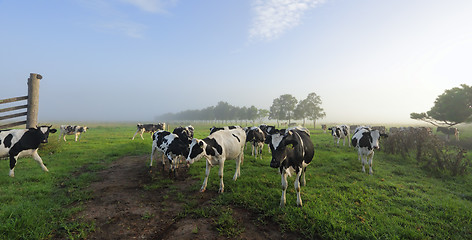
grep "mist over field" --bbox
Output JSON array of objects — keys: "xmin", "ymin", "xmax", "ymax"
[{"xmin": 1, "ymin": 1, "xmax": 471, "ymax": 125}]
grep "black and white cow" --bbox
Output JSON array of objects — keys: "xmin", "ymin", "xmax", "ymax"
[
  {"xmin": 150, "ymin": 130, "xmax": 190, "ymax": 177},
  {"xmin": 328, "ymin": 125, "xmax": 350, "ymax": 147},
  {"xmin": 186, "ymin": 126, "xmax": 246, "ymax": 193},
  {"xmin": 172, "ymin": 125, "xmax": 194, "ymax": 144},
  {"xmin": 437, "ymin": 127, "xmax": 459, "ymax": 141},
  {"xmin": 351, "ymin": 126, "xmax": 388, "ymax": 175},
  {"xmin": 132, "ymin": 123, "xmax": 165, "ymax": 140},
  {"xmin": 58, "ymin": 125, "xmax": 88, "ymax": 142},
  {"xmin": 0, "ymin": 126, "xmax": 57, "ymax": 177},
  {"xmin": 267, "ymin": 127, "xmax": 314, "ymax": 207},
  {"xmin": 245, "ymin": 126, "xmax": 265, "ymax": 159},
  {"xmin": 321, "ymin": 124, "xmax": 327, "ymax": 133}
]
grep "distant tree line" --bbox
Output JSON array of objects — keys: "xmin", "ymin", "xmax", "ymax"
[{"xmin": 157, "ymin": 92, "xmax": 326, "ymax": 128}]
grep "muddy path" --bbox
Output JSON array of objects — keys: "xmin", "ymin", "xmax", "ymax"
[{"xmin": 75, "ymin": 155, "xmax": 305, "ymax": 240}]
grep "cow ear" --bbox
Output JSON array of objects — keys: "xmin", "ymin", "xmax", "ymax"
[{"xmin": 50, "ymin": 129, "xmax": 57, "ymax": 133}]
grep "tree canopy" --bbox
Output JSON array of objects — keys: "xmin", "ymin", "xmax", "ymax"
[
  {"xmin": 410, "ymin": 84, "xmax": 472, "ymax": 127},
  {"xmin": 156, "ymin": 93, "xmax": 326, "ymax": 126}
]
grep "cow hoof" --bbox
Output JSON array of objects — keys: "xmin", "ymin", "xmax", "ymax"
[{"xmin": 200, "ymin": 188, "xmax": 206, "ymax": 193}]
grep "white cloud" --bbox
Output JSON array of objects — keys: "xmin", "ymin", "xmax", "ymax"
[
  {"xmin": 121, "ymin": 0, "xmax": 178, "ymax": 13},
  {"xmin": 249, "ymin": 0, "xmax": 324, "ymax": 41}
]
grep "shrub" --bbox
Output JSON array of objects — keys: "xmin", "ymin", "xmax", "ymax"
[{"xmin": 383, "ymin": 128, "xmax": 471, "ymax": 176}]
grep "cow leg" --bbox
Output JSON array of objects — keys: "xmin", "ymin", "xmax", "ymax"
[
  {"xmin": 201, "ymin": 160, "xmax": 212, "ymax": 192},
  {"xmin": 63, "ymin": 134, "xmax": 67, "ymax": 142},
  {"xmin": 9, "ymin": 154, "xmax": 19, "ymax": 177},
  {"xmin": 161, "ymin": 153, "xmax": 166, "ymax": 171},
  {"xmin": 233, "ymin": 154, "xmax": 241, "ymax": 181},
  {"xmin": 368, "ymin": 152, "xmax": 375, "ymax": 175},
  {"xmin": 150, "ymin": 146, "xmax": 155, "ymax": 167},
  {"xmin": 300, "ymin": 167, "xmax": 307, "ymax": 186},
  {"xmin": 295, "ymin": 168, "xmax": 303, "ymax": 207},
  {"xmin": 361, "ymin": 154, "xmax": 366, "ymax": 173},
  {"xmin": 218, "ymin": 160, "xmax": 225, "ymax": 193},
  {"xmin": 168, "ymin": 157, "xmax": 176, "ymax": 178},
  {"xmin": 280, "ymin": 170, "xmax": 288, "ymax": 208},
  {"xmin": 140, "ymin": 129, "xmax": 145, "ymax": 140},
  {"xmin": 132, "ymin": 129, "xmax": 140, "ymax": 140},
  {"xmin": 32, "ymin": 150, "xmax": 49, "ymax": 173},
  {"xmin": 75, "ymin": 133, "xmax": 78, "ymax": 142}
]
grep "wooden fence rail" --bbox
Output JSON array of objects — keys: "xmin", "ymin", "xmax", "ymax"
[{"xmin": 0, "ymin": 73, "xmax": 42, "ymax": 129}]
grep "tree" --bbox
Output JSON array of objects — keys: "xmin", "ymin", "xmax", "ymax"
[
  {"xmin": 257, "ymin": 109, "xmax": 269, "ymax": 123},
  {"xmin": 247, "ymin": 105, "xmax": 259, "ymax": 125},
  {"xmin": 269, "ymin": 94, "xmax": 298, "ymax": 127},
  {"xmin": 295, "ymin": 92, "xmax": 326, "ymax": 128},
  {"xmin": 411, "ymin": 84, "xmax": 472, "ymax": 127}
]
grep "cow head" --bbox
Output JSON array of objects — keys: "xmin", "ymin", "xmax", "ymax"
[
  {"xmin": 187, "ymin": 139, "xmax": 206, "ymax": 164},
  {"xmin": 328, "ymin": 127, "xmax": 339, "ymax": 138},
  {"xmin": 37, "ymin": 125, "xmax": 57, "ymax": 143},
  {"xmin": 369, "ymin": 130, "xmax": 388, "ymax": 150},
  {"xmin": 268, "ymin": 130, "xmax": 287, "ymax": 168}
]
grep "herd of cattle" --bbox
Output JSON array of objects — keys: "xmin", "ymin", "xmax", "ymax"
[{"xmin": 0, "ymin": 123, "xmax": 462, "ymax": 206}]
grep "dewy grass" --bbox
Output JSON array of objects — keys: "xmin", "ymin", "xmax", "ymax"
[{"xmin": 0, "ymin": 124, "xmax": 471, "ymax": 239}]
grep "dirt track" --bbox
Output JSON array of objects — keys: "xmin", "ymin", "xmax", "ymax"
[{"xmin": 76, "ymin": 155, "xmax": 305, "ymax": 240}]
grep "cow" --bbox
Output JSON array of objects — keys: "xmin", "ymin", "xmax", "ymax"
[
  {"xmin": 328, "ymin": 125, "xmax": 350, "ymax": 147},
  {"xmin": 186, "ymin": 126, "xmax": 246, "ymax": 193},
  {"xmin": 172, "ymin": 125, "xmax": 194, "ymax": 144},
  {"xmin": 267, "ymin": 127, "xmax": 314, "ymax": 207},
  {"xmin": 132, "ymin": 123, "xmax": 165, "ymax": 140},
  {"xmin": 150, "ymin": 130, "xmax": 190, "ymax": 177},
  {"xmin": 245, "ymin": 126, "xmax": 265, "ymax": 159},
  {"xmin": 0, "ymin": 126, "xmax": 57, "ymax": 177},
  {"xmin": 321, "ymin": 124, "xmax": 327, "ymax": 133},
  {"xmin": 58, "ymin": 125, "xmax": 88, "ymax": 142},
  {"xmin": 351, "ymin": 126, "xmax": 388, "ymax": 175},
  {"xmin": 436, "ymin": 127, "xmax": 459, "ymax": 141}
]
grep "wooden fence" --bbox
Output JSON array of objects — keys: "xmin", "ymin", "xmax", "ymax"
[{"xmin": 0, "ymin": 73, "xmax": 42, "ymax": 129}]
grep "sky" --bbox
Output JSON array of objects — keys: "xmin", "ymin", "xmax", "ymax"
[{"xmin": 1, "ymin": 0, "xmax": 471, "ymax": 124}]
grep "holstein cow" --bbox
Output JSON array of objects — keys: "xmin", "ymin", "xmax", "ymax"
[
  {"xmin": 150, "ymin": 130, "xmax": 190, "ymax": 177},
  {"xmin": 351, "ymin": 126, "xmax": 388, "ymax": 175},
  {"xmin": 267, "ymin": 127, "xmax": 314, "ymax": 207},
  {"xmin": 437, "ymin": 127, "xmax": 459, "ymax": 141},
  {"xmin": 172, "ymin": 125, "xmax": 194, "ymax": 145},
  {"xmin": 321, "ymin": 124, "xmax": 327, "ymax": 133},
  {"xmin": 132, "ymin": 123, "xmax": 165, "ymax": 140},
  {"xmin": 328, "ymin": 125, "xmax": 351, "ymax": 147},
  {"xmin": 245, "ymin": 126, "xmax": 265, "ymax": 159},
  {"xmin": 0, "ymin": 126, "xmax": 57, "ymax": 177},
  {"xmin": 58, "ymin": 125, "xmax": 88, "ymax": 142},
  {"xmin": 186, "ymin": 127, "xmax": 246, "ymax": 193}
]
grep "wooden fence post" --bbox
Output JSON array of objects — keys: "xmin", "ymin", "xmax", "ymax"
[{"xmin": 26, "ymin": 73, "xmax": 42, "ymax": 128}]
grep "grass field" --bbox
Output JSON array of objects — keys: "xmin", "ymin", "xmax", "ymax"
[{"xmin": 1, "ymin": 123, "xmax": 471, "ymax": 239}]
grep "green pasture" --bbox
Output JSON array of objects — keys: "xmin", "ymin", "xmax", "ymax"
[{"xmin": 0, "ymin": 123, "xmax": 471, "ymax": 239}]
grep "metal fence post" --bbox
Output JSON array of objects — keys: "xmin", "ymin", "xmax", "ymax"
[{"xmin": 26, "ymin": 73, "xmax": 42, "ymax": 128}]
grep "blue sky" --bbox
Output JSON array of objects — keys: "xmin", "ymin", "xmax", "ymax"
[{"xmin": 1, "ymin": 0, "xmax": 471, "ymax": 124}]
